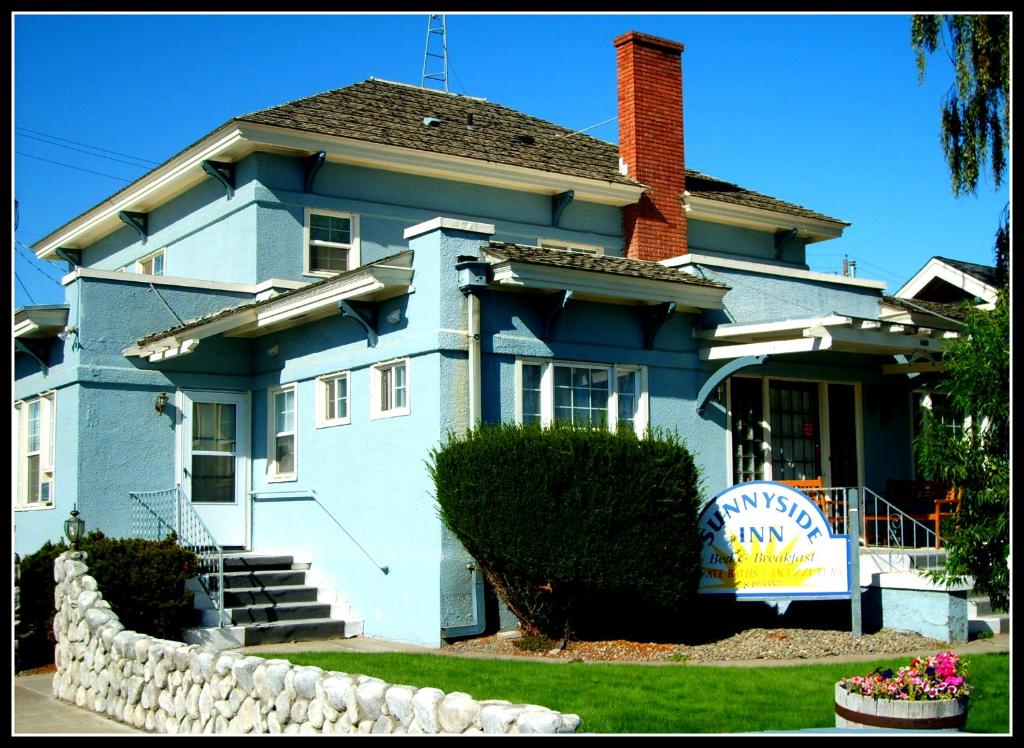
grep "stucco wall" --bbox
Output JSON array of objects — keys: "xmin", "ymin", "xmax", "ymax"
[{"xmin": 51, "ymin": 551, "xmax": 580, "ymax": 734}]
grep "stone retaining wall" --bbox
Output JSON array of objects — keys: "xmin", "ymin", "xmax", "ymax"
[{"xmin": 52, "ymin": 551, "xmax": 580, "ymax": 734}]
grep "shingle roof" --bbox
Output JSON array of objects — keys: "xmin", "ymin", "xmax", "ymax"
[
  {"xmin": 935, "ymin": 257, "xmax": 999, "ymax": 288},
  {"xmin": 240, "ymin": 79, "xmax": 848, "ymax": 226},
  {"xmin": 238, "ymin": 78, "xmax": 638, "ymax": 187},
  {"xmin": 684, "ymin": 170, "xmax": 849, "ymax": 226},
  {"xmin": 883, "ymin": 296, "xmax": 969, "ymax": 324},
  {"xmin": 482, "ymin": 242, "xmax": 729, "ymax": 289}
]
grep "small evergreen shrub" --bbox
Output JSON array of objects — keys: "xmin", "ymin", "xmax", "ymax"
[
  {"xmin": 431, "ymin": 423, "xmax": 704, "ymax": 641},
  {"xmin": 16, "ymin": 531, "xmax": 198, "ymax": 671}
]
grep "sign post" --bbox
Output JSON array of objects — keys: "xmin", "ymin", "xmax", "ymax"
[{"xmin": 849, "ymin": 486, "xmax": 862, "ymax": 638}]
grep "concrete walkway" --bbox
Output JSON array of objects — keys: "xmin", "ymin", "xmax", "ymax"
[{"xmin": 13, "ymin": 632, "xmax": 1009, "ymax": 734}]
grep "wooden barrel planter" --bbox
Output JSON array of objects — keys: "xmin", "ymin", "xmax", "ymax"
[{"xmin": 834, "ymin": 683, "xmax": 968, "ymax": 731}]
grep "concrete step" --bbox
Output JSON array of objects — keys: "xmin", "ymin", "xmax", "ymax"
[
  {"xmin": 220, "ymin": 569, "xmax": 307, "ymax": 589},
  {"xmin": 969, "ymin": 614, "xmax": 1009, "ymax": 637},
  {"xmin": 223, "ymin": 585, "xmax": 319, "ymax": 607},
  {"xmin": 222, "ymin": 554, "xmax": 302, "ymax": 572},
  {"xmin": 967, "ymin": 593, "xmax": 1009, "ymax": 637},
  {"xmin": 227, "ymin": 601, "xmax": 332, "ymax": 624},
  {"xmin": 241, "ymin": 618, "xmax": 355, "ymax": 646}
]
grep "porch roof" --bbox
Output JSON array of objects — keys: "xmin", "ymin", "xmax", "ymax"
[
  {"xmin": 14, "ymin": 304, "xmax": 70, "ymax": 339},
  {"xmin": 481, "ymin": 242, "xmax": 729, "ymax": 312},
  {"xmin": 696, "ymin": 313, "xmax": 960, "ymax": 362},
  {"xmin": 123, "ymin": 251, "xmax": 414, "ymax": 362}
]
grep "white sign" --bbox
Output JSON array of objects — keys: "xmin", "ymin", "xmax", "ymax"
[{"xmin": 697, "ymin": 481, "xmax": 850, "ymax": 598}]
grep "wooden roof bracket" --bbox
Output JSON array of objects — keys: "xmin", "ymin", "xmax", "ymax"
[
  {"xmin": 118, "ymin": 211, "xmax": 148, "ymax": 244},
  {"xmin": 201, "ymin": 160, "xmax": 236, "ymax": 199},
  {"xmin": 304, "ymin": 151, "xmax": 327, "ymax": 193},
  {"xmin": 544, "ymin": 289, "xmax": 573, "ymax": 339},
  {"xmin": 338, "ymin": 299, "xmax": 378, "ymax": 347},
  {"xmin": 551, "ymin": 190, "xmax": 574, "ymax": 227},
  {"xmin": 643, "ymin": 301, "xmax": 677, "ymax": 350}
]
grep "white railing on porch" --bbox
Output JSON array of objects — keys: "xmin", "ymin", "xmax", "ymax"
[
  {"xmin": 128, "ymin": 486, "xmax": 227, "ymax": 626},
  {"xmin": 803, "ymin": 485, "xmax": 948, "ymax": 573}
]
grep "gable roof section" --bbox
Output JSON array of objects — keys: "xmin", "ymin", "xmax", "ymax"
[
  {"xmin": 34, "ymin": 79, "xmax": 848, "ymax": 258},
  {"xmin": 895, "ymin": 256, "xmax": 999, "ymax": 306}
]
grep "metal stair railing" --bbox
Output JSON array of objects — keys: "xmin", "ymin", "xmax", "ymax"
[
  {"xmin": 797, "ymin": 486, "xmax": 948, "ymax": 574},
  {"xmin": 128, "ymin": 486, "xmax": 227, "ymax": 626},
  {"xmin": 859, "ymin": 486, "xmax": 947, "ymax": 573},
  {"xmin": 250, "ymin": 488, "xmax": 389, "ymax": 575}
]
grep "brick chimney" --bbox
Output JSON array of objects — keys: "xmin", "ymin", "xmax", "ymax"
[{"xmin": 615, "ymin": 31, "xmax": 687, "ymax": 262}]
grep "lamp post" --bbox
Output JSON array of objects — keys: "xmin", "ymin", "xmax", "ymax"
[{"xmin": 64, "ymin": 506, "xmax": 85, "ymax": 550}]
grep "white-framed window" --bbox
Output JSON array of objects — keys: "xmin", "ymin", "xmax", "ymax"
[
  {"xmin": 515, "ymin": 359, "xmax": 648, "ymax": 436},
  {"xmin": 15, "ymin": 392, "xmax": 56, "ymax": 509},
  {"xmin": 304, "ymin": 208, "xmax": 360, "ymax": 276},
  {"xmin": 268, "ymin": 384, "xmax": 297, "ymax": 481},
  {"xmin": 538, "ymin": 238, "xmax": 605, "ymax": 256},
  {"xmin": 371, "ymin": 359, "xmax": 410, "ymax": 419},
  {"xmin": 123, "ymin": 248, "xmax": 165, "ymax": 276},
  {"xmin": 316, "ymin": 371, "xmax": 351, "ymax": 428}
]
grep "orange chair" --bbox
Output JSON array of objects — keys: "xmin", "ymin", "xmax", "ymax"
[
  {"xmin": 778, "ymin": 477, "xmax": 827, "ymax": 513},
  {"xmin": 778, "ymin": 476, "xmax": 847, "ymax": 533}
]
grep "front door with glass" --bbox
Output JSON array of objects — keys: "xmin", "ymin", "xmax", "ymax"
[{"xmin": 179, "ymin": 390, "xmax": 249, "ymax": 548}]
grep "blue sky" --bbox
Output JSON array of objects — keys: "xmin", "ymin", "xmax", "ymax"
[{"xmin": 13, "ymin": 12, "xmax": 1009, "ymax": 310}]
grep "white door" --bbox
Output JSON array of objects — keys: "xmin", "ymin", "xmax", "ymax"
[{"xmin": 179, "ymin": 390, "xmax": 249, "ymax": 548}]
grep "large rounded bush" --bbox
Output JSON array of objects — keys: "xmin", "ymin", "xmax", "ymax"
[{"xmin": 431, "ymin": 423, "xmax": 704, "ymax": 640}]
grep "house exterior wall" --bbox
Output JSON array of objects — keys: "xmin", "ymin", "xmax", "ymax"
[
  {"xmin": 688, "ymin": 218, "xmax": 808, "ymax": 266},
  {"xmin": 75, "ymin": 150, "xmax": 623, "ymax": 288},
  {"xmin": 13, "ymin": 277, "xmax": 253, "ymax": 557}
]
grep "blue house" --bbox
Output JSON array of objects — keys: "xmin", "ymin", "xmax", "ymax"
[{"xmin": 15, "ymin": 32, "xmax": 965, "ymax": 647}]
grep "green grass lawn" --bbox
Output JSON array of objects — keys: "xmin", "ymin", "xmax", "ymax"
[{"xmin": 257, "ymin": 651, "xmax": 1009, "ymax": 734}]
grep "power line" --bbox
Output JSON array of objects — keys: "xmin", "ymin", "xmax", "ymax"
[
  {"xmin": 15, "ymin": 272, "xmax": 37, "ymax": 305},
  {"xmin": 15, "ymin": 151, "xmax": 134, "ymax": 182},
  {"xmin": 16, "ymin": 131, "xmax": 155, "ymax": 170},
  {"xmin": 15, "ymin": 126, "xmax": 161, "ymax": 165},
  {"xmin": 15, "ymin": 243, "xmax": 65, "ymax": 286}
]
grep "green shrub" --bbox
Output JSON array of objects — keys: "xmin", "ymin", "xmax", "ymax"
[
  {"xmin": 430, "ymin": 423, "xmax": 704, "ymax": 641},
  {"xmin": 16, "ymin": 531, "xmax": 198, "ymax": 671}
]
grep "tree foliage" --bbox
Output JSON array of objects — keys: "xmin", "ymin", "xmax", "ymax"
[
  {"xmin": 911, "ymin": 14, "xmax": 1009, "ymax": 197},
  {"xmin": 914, "ymin": 291, "xmax": 1009, "ymax": 610}
]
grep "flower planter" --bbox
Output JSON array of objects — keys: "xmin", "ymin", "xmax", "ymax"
[{"xmin": 834, "ymin": 683, "xmax": 968, "ymax": 731}]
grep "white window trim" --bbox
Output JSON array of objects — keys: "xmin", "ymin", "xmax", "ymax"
[
  {"xmin": 303, "ymin": 207, "xmax": 361, "ymax": 278},
  {"xmin": 15, "ymin": 392, "xmax": 56, "ymax": 510},
  {"xmin": 370, "ymin": 358, "xmax": 411, "ymax": 420},
  {"xmin": 267, "ymin": 383, "xmax": 297, "ymax": 482},
  {"xmin": 315, "ymin": 371, "xmax": 352, "ymax": 428},
  {"xmin": 537, "ymin": 237, "xmax": 605, "ymax": 256},
  {"xmin": 124, "ymin": 248, "xmax": 166, "ymax": 276},
  {"xmin": 514, "ymin": 358, "xmax": 648, "ymax": 437}
]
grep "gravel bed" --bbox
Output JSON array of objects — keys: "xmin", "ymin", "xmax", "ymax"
[{"xmin": 443, "ymin": 628, "xmax": 948, "ymax": 664}]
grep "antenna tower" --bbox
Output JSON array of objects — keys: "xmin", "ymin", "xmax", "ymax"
[{"xmin": 421, "ymin": 14, "xmax": 448, "ymax": 92}]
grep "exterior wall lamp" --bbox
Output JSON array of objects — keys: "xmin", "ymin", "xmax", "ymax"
[
  {"xmin": 155, "ymin": 392, "xmax": 169, "ymax": 413},
  {"xmin": 64, "ymin": 506, "xmax": 85, "ymax": 550}
]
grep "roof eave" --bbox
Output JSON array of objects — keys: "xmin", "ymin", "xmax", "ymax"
[
  {"xmin": 488, "ymin": 260, "xmax": 727, "ymax": 312},
  {"xmin": 685, "ymin": 194, "xmax": 848, "ymax": 243},
  {"xmin": 234, "ymin": 121, "xmax": 646, "ymax": 206}
]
